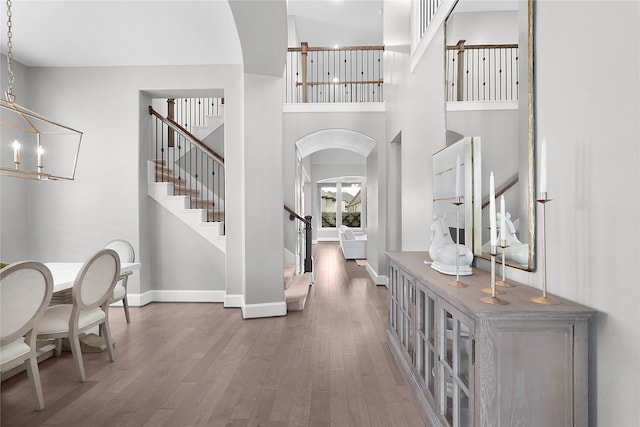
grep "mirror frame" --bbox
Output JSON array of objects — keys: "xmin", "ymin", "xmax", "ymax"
[{"xmin": 445, "ymin": 0, "xmax": 536, "ymax": 271}]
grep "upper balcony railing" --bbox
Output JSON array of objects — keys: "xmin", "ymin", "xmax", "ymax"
[
  {"xmin": 284, "ymin": 43, "xmax": 384, "ymax": 104},
  {"xmin": 446, "ymin": 40, "xmax": 519, "ymax": 102},
  {"xmin": 418, "ymin": 0, "xmax": 443, "ymax": 40}
]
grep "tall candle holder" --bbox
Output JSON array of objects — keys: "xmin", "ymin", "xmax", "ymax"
[
  {"xmin": 449, "ymin": 196, "xmax": 468, "ymax": 288},
  {"xmin": 496, "ymin": 239, "xmax": 514, "ymax": 287},
  {"xmin": 531, "ymin": 192, "xmax": 558, "ymax": 304},
  {"xmin": 481, "ymin": 245, "xmax": 508, "ymax": 304}
]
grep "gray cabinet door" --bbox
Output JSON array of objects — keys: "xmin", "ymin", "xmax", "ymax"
[
  {"xmin": 477, "ymin": 319, "xmax": 578, "ymax": 426},
  {"xmin": 438, "ymin": 299, "xmax": 475, "ymax": 427}
]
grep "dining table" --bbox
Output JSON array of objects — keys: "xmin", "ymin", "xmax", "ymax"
[{"xmin": 45, "ymin": 261, "xmax": 141, "ymax": 294}]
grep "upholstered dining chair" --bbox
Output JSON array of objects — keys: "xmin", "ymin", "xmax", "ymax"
[
  {"xmin": 37, "ymin": 248, "xmax": 120, "ymax": 382},
  {"xmin": 1, "ymin": 261, "xmax": 54, "ymax": 411},
  {"xmin": 104, "ymin": 239, "xmax": 135, "ymax": 323}
]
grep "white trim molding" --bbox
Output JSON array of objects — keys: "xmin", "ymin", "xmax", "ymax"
[
  {"xmin": 127, "ymin": 291, "xmax": 154, "ymax": 307},
  {"xmin": 366, "ymin": 263, "xmax": 388, "ymax": 286},
  {"xmin": 224, "ymin": 294, "xmax": 244, "ymax": 308},
  {"xmin": 447, "ymin": 101, "xmax": 518, "ymax": 111},
  {"xmin": 284, "ymin": 102, "xmax": 385, "ymax": 113},
  {"xmin": 242, "ymin": 301, "xmax": 287, "ymax": 319},
  {"xmin": 125, "ymin": 290, "xmax": 225, "ymax": 306}
]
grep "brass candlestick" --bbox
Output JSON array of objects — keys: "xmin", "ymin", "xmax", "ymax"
[
  {"xmin": 481, "ymin": 245, "xmax": 508, "ymax": 304},
  {"xmin": 496, "ymin": 240, "xmax": 514, "ymax": 287},
  {"xmin": 531, "ymin": 192, "xmax": 558, "ymax": 304},
  {"xmin": 449, "ymin": 196, "xmax": 467, "ymax": 288}
]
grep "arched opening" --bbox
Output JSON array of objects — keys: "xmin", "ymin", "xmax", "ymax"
[{"xmin": 295, "ymin": 129, "xmax": 376, "ymax": 242}]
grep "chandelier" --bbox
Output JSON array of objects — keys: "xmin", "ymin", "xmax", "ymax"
[{"xmin": 1, "ymin": 0, "xmax": 82, "ymax": 180}]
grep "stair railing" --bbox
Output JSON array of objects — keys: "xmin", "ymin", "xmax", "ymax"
[
  {"xmin": 171, "ymin": 97, "xmax": 224, "ymax": 134},
  {"xmin": 284, "ymin": 205, "xmax": 313, "ymax": 274},
  {"xmin": 149, "ymin": 106, "xmax": 225, "ymax": 225}
]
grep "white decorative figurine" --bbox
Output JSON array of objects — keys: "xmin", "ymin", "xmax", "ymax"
[
  {"xmin": 428, "ymin": 215, "xmax": 473, "ymax": 275},
  {"xmin": 500, "ymin": 212, "xmax": 529, "ymax": 265},
  {"xmin": 482, "ymin": 211, "xmax": 529, "ymax": 266}
]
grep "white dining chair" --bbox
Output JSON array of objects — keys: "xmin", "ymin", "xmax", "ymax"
[
  {"xmin": 37, "ymin": 248, "xmax": 120, "ymax": 382},
  {"xmin": 104, "ymin": 239, "xmax": 135, "ymax": 323},
  {"xmin": 1, "ymin": 261, "xmax": 54, "ymax": 411}
]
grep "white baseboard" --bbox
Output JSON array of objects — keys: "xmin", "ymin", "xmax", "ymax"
[
  {"xmin": 224, "ymin": 294, "xmax": 244, "ymax": 308},
  {"xmin": 121, "ymin": 292, "xmax": 289, "ymax": 320},
  {"xmin": 125, "ymin": 290, "xmax": 224, "ymax": 306},
  {"xmin": 127, "ymin": 291, "xmax": 154, "ymax": 307},
  {"xmin": 366, "ymin": 263, "xmax": 388, "ymax": 286},
  {"xmin": 151, "ymin": 290, "xmax": 225, "ymax": 302},
  {"xmin": 242, "ymin": 301, "xmax": 287, "ymax": 319}
]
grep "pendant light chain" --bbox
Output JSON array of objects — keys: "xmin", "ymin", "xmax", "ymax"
[{"xmin": 5, "ymin": 0, "xmax": 15, "ymax": 103}]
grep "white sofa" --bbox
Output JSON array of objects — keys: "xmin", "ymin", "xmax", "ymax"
[{"xmin": 338, "ymin": 225, "xmax": 367, "ymax": 260}]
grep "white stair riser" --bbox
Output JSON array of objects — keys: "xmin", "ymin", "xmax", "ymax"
[{"xmin": 148, "ymin": 161, "xmax": 225, "ymax": 252}]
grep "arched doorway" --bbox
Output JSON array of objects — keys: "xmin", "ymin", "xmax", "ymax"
[{"xmin": 292, "ymin": 129, "xmax": 376, "ymax": 268}]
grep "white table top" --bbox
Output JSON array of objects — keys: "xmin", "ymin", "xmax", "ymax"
[{"xmin": 45, "ymin": 262, "xmax": 141, "ymax": 293}]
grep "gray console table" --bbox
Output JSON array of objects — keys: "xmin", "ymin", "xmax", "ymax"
[{"xmin": 386, "ymin": 251, "xmax": 596, "ymax": 427}]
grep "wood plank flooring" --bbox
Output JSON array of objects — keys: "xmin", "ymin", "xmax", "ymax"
[{"xmin": 1, "ymin": 242, "xmax": 425, "ymax": 427}]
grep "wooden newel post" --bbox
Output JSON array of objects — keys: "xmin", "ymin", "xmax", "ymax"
[
  {"xmin": 301, "ymin": 42, "xmax": 309, "ymax": 103},
  {"xmin": 167, "ymin": 98, "xmax": 175, "ymax": 147},
  {"xmin": 456, "ymin": 40, "xmax": 466, "ymax": 102}
]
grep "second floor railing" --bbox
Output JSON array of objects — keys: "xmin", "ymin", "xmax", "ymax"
[
  {"xmin": 446, "ymin": 40, "xmax": 519, "ymax": 102},
  {"xmin": 285, "ymin": 43, "xmax": 384, "ymax": 104}
]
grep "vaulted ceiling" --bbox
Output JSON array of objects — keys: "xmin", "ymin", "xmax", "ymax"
[{"xmin": 0, "ymin": 0, "xmax": 383, "ymax": 68}]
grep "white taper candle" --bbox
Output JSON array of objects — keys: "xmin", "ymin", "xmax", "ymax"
[
  {"xmin": 12, "ymin": 141, "xmax": 20, "ymax": 164},
  {"xmin": 500, "ymin": 195, "xmax": 506, "ymax": 242},
  {"xmin": 540, "ymin": 138, "xmax": 547, "ymax": 194},
  {"xmin": 489, "ymin": 171, "xmax": 497, "ymax": 246},
  {"xmin": 37, "ymin": 147, "xmax": 44, "ymax": 168},
  {"xmin": 455, "ymin": 153, "xmax": 462, "ymax": 198}
]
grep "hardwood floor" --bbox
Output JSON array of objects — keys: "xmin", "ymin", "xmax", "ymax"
[{"xmin": 1, "ymin": 242, "xmax": 424, "ymax": 427}]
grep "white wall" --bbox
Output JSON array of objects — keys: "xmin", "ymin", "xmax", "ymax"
[
  {"xmin": 535, "ymin": 2, "xmax": 640, "ymax": 425},
  {"xmin": 0, "ymin": 55, "xmax": 31, "ymax": 262},
  {"xmin": 446, "ymin": 10, "xmax": 517, "ymax": 45},
  {"xmin": 384, "ymin": 29, "xmax": 447, "ymax": 251},
  {"xmin": 5, "ymin": 64, "xmax": 242, "ymax": 301},
  {"xmin": 146, "ymin": 202, "xmax": 225, "ymax": 292},
  {"xmin": 384, "ymin": 0, "xmax": 640, "ymax": 425},
  {"xmin": 242, "ymin": 73, "xmax": 285, "ymax": 314}
]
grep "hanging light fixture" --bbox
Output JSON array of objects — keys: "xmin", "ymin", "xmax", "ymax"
[{"xmin": 1, "ymin": 0, "xmax": 82, "ymax": 180}]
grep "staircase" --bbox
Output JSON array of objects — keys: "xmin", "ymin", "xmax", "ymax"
[
  {"xmin": 148, "ymin": 105, "xmax": 226, "ymax": 252},
  {"xmin": 284, "ymin": 264, "xmax": 312, "ymax": 311},
  {"xmin": 148, "ymin": 100, "xmax": 313, "ymax": 313},
  {"xmin": 148, "ymin": 161, "xmax": 225, "ymax": 251}
]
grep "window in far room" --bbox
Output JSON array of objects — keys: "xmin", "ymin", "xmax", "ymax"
[{"xmin": 318, "ymin": 178, "xmax": 366, "ymax": 230}]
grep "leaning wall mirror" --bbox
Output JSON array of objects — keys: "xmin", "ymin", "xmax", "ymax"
[{"xmin": 445, "ymin": 0, "xmax": 535, "ymax": 270}]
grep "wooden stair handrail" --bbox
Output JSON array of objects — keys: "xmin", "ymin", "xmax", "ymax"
[
  {"xmin": 284, "ymin": 204, "xmax": 305, "ymax": 223},
  {"xmin": 148, "ymin": 106, "xmax": 224, "ymax": 166},
  {"xmin": 481, "ymin": 175, "xmax": 519, "ymax": 209},
  {"xmin": 446, "ymin": 42, "xmax": 518, "ymax": 51},
  {"xmin": 288, "ymin": 45, "xmax": 385, "ymax": 52},
  {"xmin": 296, "ymin": 80, "xmax": 384, "ymax": 87}
]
